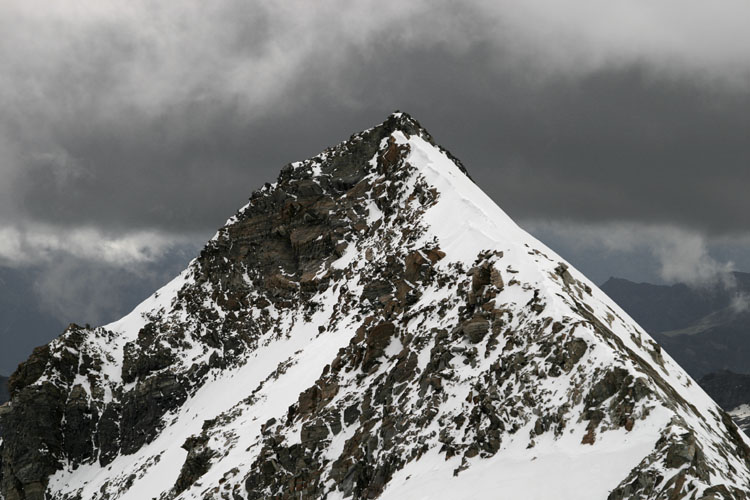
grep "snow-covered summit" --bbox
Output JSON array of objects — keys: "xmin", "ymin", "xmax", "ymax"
[{"xmin": 2, "ymin": 113, "xmax": 750, "ymax": 500}]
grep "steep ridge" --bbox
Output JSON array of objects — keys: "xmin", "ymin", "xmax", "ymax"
[{"xmin": 1, "ymin": 113, "xmax": 750, "ymax": 500}]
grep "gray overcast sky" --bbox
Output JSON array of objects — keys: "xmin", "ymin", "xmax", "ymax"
[{"xmin": 1, "ymin": 1, "xmax": 750, "ymax": 371}]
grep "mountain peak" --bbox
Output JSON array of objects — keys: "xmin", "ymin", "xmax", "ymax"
[
  {"xmin": 3, "ymin": 117, "xmax": 750, "ymax": 500},
  {"xmin": 267, "ymin": 112, "xmax": 469, "ymax": 210},
  {"xmin": 381, "ymin": 110, "xmax": 430, "ymax": 136}
]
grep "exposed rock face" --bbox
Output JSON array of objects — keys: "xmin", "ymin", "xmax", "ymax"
[
  {"xmin": 0, "ymin": 376, "xmax": 7, "ymax": 404},
  {"xmin": 1, "ymin": 112, "xmax": 750, "ymax": 500}
]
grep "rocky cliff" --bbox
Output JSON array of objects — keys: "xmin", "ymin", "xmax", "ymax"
[
  {"xmin": 1, "ymin": 113, "xmax": 750, "ymax": 500},
  {"xmin": 0, "ymin": 376, "xmax": 7, "ymax": 405}
]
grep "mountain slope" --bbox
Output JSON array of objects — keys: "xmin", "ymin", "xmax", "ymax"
[
  {"xmin": 601, "ymin": 276, "xmax": 750, "ymax": 378},
  {"xmin": 2, "ymin": 113, "xmax": 750, "ymax": 500}
]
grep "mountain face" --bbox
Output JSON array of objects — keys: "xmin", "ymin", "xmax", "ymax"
[
  {"xmin": 601, "ymin": 276, "xmax": 750, "ymax": 379},
  {"xmin": 2, "ymin": 113, "xmax": 750, "ymax": 500},
  {"xmin": 699, "ymin": 371, "xmax": 750, "ymax": 433}
]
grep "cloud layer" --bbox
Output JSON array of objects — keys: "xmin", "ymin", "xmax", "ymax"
[
  {"xmin": 0, "ymin": 224, "xmax": 202, "ymax": 267},
  {"xmin": 2, "ymin": 1, "xmax": 750, "ymax": 246}
]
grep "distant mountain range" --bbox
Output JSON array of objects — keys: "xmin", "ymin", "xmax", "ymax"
[
  {"xmin": 698, "ymin": 371, "xmax": 750, "ymax": 433},
  {"xmin": 601, "ymin": 272, "xmax": 750, "ymax": 379},
  {"xmin": 699, "ymin": 370, "xmax": 750, "ymax": 412}
]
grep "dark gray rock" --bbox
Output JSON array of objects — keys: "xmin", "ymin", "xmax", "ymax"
[
  {"xmin": 462, "ymin": 317, "xmax": 490, "ymax": 344},
  {"xmin": 119, "ymin": 373, "xmax": 189, "ymax": 455},
  {"xmin": 0, "ymin": 382, "xmax": 65, "ymax": 500},
  {"xmin": 173, "ymin": 435, "xmax": 216, "ymax": 495},
  {"xmin": 0, "ymin": 375, "xmax": 8, "ymax": 404}
]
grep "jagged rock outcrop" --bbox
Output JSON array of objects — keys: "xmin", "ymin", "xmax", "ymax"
[{"xmin": 1, "ymin": 113, "xmax": 749, "ymax": 500}]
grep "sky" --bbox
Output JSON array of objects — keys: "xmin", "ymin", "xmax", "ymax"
[{"xmin": 1, "ymin": 1, "xmax": 750, "ymax": 372}]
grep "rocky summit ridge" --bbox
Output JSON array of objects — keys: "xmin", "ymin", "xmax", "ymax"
[{"xmin": 1, "ymin": 112, "xmax": 750, "ymax": 500}]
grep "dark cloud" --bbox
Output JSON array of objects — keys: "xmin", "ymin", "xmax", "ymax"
[
  {"xmin": 1, "ymin": 3, "xmax": 749, "ymax": 240},
  {"xmin": 30, "ymin": 246, "xmax": 200, "ymax": 326},
  {"xmin": 437, "ymin": 68, "xmax": 750, "ymax": 233},
  {"xmin": 5, "ymin": 52, "xmax": 750, "ymax": 237}
]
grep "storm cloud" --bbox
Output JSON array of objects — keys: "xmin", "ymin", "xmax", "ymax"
[
  {"xmin": 3, "ymin": 1, "xmax": 750, "ymax": 236},
  {"xmin": 1, "ymin": 0, "xmax": 750, "ymax": 359}
]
